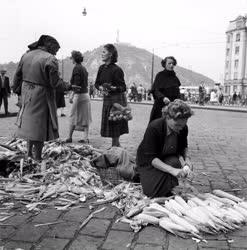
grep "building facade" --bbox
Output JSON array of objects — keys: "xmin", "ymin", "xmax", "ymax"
[{"xmin": 224, "ymin": 15, "xmax": 247, "ymax": 97}]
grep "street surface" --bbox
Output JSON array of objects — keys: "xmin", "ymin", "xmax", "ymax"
[{"xmin": 0, "ymin": 96, "xmax": 247, "ymax": 250}]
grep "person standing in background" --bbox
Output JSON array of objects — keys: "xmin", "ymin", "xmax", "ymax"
[
  {"xmin": 149, "ymin": 56, "xmax": 181, "ymax": 123},
  {"xmin": 137, "ymin": 84, "xmax": 144, "ymax": 102},
  {"xmin": 65, "ymin": 50, "xmax": 92, "ymax": 143},
  {"xmin": 0, "ymin": 68, "xmax": 11, "ymax": 116}
]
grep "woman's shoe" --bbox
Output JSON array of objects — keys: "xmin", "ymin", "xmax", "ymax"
[
  {"xmin": 78, "ymin": 139, "xmax": 89, "ymax": 144},
  {"xmin": 64, "ymin": 138, "xmax": 72, "ymax": 143}
]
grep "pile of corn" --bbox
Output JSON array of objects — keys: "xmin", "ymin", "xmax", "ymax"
[{"xmin": 121, "ymin": 189, "xmax": 247, "ymax": 238}]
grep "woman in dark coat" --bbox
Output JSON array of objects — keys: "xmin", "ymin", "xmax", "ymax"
[
  {"xmin": 149, "ymin": 56, "xmax": 181, "ymax": 123},
  {"xmin": 137, "ymin": 99, "xmax": 194, "ymax": 198},
  {"xmin": 12, "ymin": 35, "xmax": 80, "ymax": 160},
  {"xmin": 95, "ymin": 44, "xmax": 128, "ymax": 147}
]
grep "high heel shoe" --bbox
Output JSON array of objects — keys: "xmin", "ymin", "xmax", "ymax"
[
  {"xmin": 78, "ymin": 139, "xmax": 89, "ymax": 144},
  {"xmin": 64, "ymin": 138, "xmax": 72, "ymax": 143}
]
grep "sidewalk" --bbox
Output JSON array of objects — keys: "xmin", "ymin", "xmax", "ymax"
[{"xmin": 92, "ymin": 97, "xmax": 247, "ymax": 113}]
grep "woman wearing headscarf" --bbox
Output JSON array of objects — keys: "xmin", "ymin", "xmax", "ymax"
[
  {"xmin": 65, "ymin": 50, "xmax": 92, "ymax": 143},
  {"xmin": 12, "ymin": 35, "xmax": 80, "ymax": 160},
  {"xmin": 95, "ymin": 44, "xmax": 128, "ymax": 147},
  {"xmin": 149, "ymin": 56, "xmax": 181, "ymax": 123},
  {"xmin": 137, "ymin": 99, "xmax": 194, "ymax": 198}
]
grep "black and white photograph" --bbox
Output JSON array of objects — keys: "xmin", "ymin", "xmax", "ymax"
[{"xmin": 0, "ymin": 0, "xmax": 247, "ymax": 249}]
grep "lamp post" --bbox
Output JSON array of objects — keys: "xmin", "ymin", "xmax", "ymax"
[
  {"xmin": 82, "ymin": 7, "xmax": 87, "ymax": 16},
  {"xmin": 150, "ymin": 48, "xmax": 154, "ymax": 87}
]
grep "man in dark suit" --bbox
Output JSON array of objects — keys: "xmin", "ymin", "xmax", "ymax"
[{"xmin": 0, "ymin": 68, "xmax": 11, "ymax": 116}]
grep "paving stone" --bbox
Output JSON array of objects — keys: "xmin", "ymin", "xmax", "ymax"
[
  {"xmin": 0, "ymin": 226, "xmax": 16, "ymax": 239},
  {"xmin": 3, "ymin": 241, "xmax": 33, "ymax": 250},
  {"xmin": 32, "ymin": 209, "xmax": 62, "ymax": 223},
  {"xmin": 134, "ymin": 244, "xmax": 163, "ymax": 250},
  {"xmin": 168, "ymin": 236, "xmax": 197, "ymax": 250},
  {"xmin": 228, "ymin": 236, "xmax": 247, "ymax": 248},
  {"xmin": 198, "ymin": 240, "xmax": 229, "ymax": 249},
  {"xmin": 111, "ymin": 222, "xmax": 133, "ymax": 231},
  {"xmin": 47, "ymin": 221, "xmax": 79, "ymax": 239},
  {"xmin": 93, "ymin": 206, "xmax": 118, "ymax": 219},
  {"xmin": 35, "ymin": 238, "xmax": 69, "ymax": 250},
  {"xmin": 11, "ymin": 223, "xmax": 48, "ymax": 242},
  {"xmin": 4, "ymin": 213, "xmax": 32, "ymax": 226},
  {"xmin": 63, "ymin": 207, "xmax": 90, "ymax": 222},
  {"xmin": 227, "ymin": 225, "xmax": 247, "ymax": 237},
  {"xmin": 137, "ymin": 226, "xmax": 166, "ymax": 245},
  {"xmin": 68, "ymin": 235, "xmax": 104, "ymax": 250},
  {"xmin": 102, "ymin": 230, "xmax": 134, "ymax": 249},
  {"xmin": 79, "ymin": 218, "xmax": 111, "ymax": 237}
]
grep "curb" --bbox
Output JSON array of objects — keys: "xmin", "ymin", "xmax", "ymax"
[{"xmin": 90, "ymin": 98, "xmax": 247, "ymax": 113}]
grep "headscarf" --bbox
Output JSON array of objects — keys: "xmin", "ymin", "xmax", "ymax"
[{"xmin": 27, "ymin": 35, "xmax": 60, "ymax": 50}]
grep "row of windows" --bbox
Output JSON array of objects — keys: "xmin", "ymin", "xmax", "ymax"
[
  {"xmin": 225, "ymin": 72, "xmax": 238, "ymax": 80},
  {"xmin": 226, "ymin": 46, "xmax": 240, "ymax": 56},
  {"xmin": 227, "ymin": 33, "xmax": 241, "ymax": 43},
  {"xmin": 225, "ymin": 59, "xmax": 239, "ymax": 69}
]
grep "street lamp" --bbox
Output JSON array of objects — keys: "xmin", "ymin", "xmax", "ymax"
[
  {"xmin": 82, "ymin": 7, "xmax": 87, "ymax": 16},
  {"xmin": 150, "ymin": 49, "xmax": 154, "ymax": 86}
]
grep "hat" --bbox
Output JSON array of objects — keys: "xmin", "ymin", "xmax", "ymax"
[
  {"xmin": 27, "ymin": 35, "xmax": 60, "ymax": 50},
  {"xmin": 0, "ymin": 68, "xmax": 7, "ymax": 73}
]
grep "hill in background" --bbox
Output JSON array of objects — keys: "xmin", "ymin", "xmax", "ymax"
[{"xmin": 1, "ymin": 43, "xmax": 214, "ymax": 89}]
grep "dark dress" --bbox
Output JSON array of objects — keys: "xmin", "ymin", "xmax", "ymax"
[
  {"xmin": 136, "ymin": 118, "xmax": 188, "ymax": 198},
  {"xmin": 95, "ymin": 63, "xmax": 128, "ymax": 137},
  {"xmin": 149, "ymin": 70, "xmax": 181, "ymax": 123}
]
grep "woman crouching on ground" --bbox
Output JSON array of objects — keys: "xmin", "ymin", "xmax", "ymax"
[{"xmin": 136, "ymin": 99, "xmax": 194, "ymax": 198}]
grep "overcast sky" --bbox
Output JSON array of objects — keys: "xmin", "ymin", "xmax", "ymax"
[{"xmin": 1, "ymin": 0, "xmax": 247, "ymax": 81}]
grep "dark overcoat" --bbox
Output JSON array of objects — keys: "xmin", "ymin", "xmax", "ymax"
[{"xmin": 13, "ymin": 49, "xmax": 68, "ymax": 141}]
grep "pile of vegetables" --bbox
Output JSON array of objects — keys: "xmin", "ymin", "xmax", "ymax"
[
  {"xmin": 120, "ymin": 189, "xmax": 247, "ymax": 238},
  {"xmin": 108, "ymin": 103, "xmax": 133, "ymax": 122}
]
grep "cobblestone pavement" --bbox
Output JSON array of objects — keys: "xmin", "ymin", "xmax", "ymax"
[{"xmin": 0, "ymin": 97, "xmax": 247, "ymax": 250}]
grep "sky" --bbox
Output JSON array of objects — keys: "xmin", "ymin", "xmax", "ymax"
[{"xmin": 1, "ymin": 0, "xmax": 247, "ymax": 82}]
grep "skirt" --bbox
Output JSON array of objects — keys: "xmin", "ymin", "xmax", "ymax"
[
  {"xmin": 55, "ymin": 90, "xmax": 66, "ymax": 108},
  {"xmin": 101, "ymin": 93, "xmax": 129, "ymax": 138},
  {"xmin": 70, "ymin": 93, "xmax": 92, "ymax": 131},
  {"xmin": 137, "ymin": 155, "xmax": 182, "ymax": 198}
]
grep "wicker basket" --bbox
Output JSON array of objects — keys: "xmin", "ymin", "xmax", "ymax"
[{"xmin": 91, "ymin": 154, "xmax": 122, "ymax": 185}]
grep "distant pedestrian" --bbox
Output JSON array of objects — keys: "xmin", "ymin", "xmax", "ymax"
[
  {"xmin": 232, "ymin": 91, "xmax": 237, "ymax": 105},
  {"xmin": 137, "ymin": 84, "xmax": 144, "ymax": 102},
  {"xmin": 129, "ymin": 82, "xmax": 138, "ymax": 102},
  {"xmin": 65, "ymin": 50, "xmax": 92, "ymax": 143},
  {"xmin": 149, "ymin": 56, "xmax": 181, "ymax": 123},
  {"xmin": 95, "ymin": 44, "xmax": 128, "ymax": 147},
  {"xmin": 89, "ymin": 81, "xmax": 95, "ymax": 99},
  {"xmin": 0, "ymin": 68, "xmax": 11, "ymax": 116},
  {"xmin": 219, "ymin": 90, "xmax": 224, "ymax": 105},
  {"xmin": 198, "ymin": 82, "xmax": 205, "ymax": 106}
]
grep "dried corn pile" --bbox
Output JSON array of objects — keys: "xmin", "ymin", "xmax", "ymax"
[
  {"xmin": 120, "ymin": 189, "xmax": 247, "ymax": 239},
  {"xmin": 0, "ymin": 139, "xmax": 109, "ymax": 213}
]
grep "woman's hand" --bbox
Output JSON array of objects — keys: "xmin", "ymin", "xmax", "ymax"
[
  {"xmin": 163, "ymin": 97, "xmax": 170, "ymax": 105},
  {"xmin": 172, "ymin": 168, "xmax": 187, "ymax": 178},
  {"xmin": 109, "ymin": 86, "xmax": 117, "ymax": 91},
  {"xmin": 184, "ymin": 160, "xmax": 193, "ymax": 171}
]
